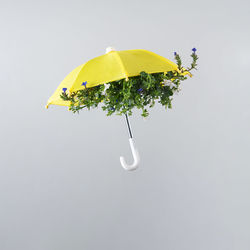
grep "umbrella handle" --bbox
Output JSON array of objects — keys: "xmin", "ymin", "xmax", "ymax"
[{"xmin": 120, "ymin": 138, "xmax": 140, "ymax": 171}]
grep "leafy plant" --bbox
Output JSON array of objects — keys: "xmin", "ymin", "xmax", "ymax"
[{"xmin": 61, "ymin": 49, "xmax": 198, "ymax": 117}]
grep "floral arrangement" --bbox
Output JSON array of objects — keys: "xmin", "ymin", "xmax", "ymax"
[{"xmin": 61, "ymin": 49, "xmax": 198, "ymax": 117}]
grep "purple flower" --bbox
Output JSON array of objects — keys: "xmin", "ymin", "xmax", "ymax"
[
  {"xmin": 138, "ymin": 88, "xmax": 143, "ymax": 92},
  {"xmin": 174, "ymin": 52, "xmax": 177, "ymax": 56},
  {"xmin": 192, "ymin": 48, "xmax": 197, "ymax": 53},
  {"xmin": 62, "ymin": 88, "xmax": 67, "ymax": 93},
  {"xmin": 110, "ymin": 107, "xmax": 115, "ymax": 111},
  {"xmin": 82, "ymin": 81, "xmax": 88, "ymax": 88}
]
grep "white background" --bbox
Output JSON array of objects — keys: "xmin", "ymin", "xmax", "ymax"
[{"xmin": 1, "ymin": 0, "xmax": 250, "ymax": 249}]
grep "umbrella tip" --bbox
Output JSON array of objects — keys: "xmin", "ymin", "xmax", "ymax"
[{"xmin": 106, "ymin": 47, "xmax": 116, "ymax": 54}]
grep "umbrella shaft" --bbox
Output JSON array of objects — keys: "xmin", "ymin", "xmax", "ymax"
[{"xmin": 125, "ymin": 113, "xmax": 133, "ymax": 139}]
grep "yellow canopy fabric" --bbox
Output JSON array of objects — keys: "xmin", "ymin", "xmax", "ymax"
[{"xmin": 46, "ymin": 49, "xmax": 189, "ymax": 108}]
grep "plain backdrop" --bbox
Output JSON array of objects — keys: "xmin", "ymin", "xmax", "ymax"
[{"xmin": 1, "ymin": 0, "xmax": 250, "ymax": 249}]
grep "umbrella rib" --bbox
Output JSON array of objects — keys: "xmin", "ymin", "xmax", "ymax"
[
  {"xmin": 68, "ymin": 64, "xmax": 86, "ymax": 93},
  {"xmin": 114, "ymin": 52, "xmax": 129, "ymax": 81}
]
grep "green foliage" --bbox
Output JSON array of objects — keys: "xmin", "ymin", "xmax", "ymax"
[{"xmin": 61, "ymin": 49, "xmax": 198, "ymax": 117}]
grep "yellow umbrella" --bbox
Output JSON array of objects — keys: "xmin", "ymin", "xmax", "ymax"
[
  {"xmin": 46, "ymin": 47, "xmax": 188, "ymax": 108},
  {"xmin": 46, "ymin": 47, "xmax": 194, "ymax": 171}
]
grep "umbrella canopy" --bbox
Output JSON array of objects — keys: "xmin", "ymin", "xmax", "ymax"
[{"xmin": 46, "ymin": 48, "xmax": 183, "ymax": 108}]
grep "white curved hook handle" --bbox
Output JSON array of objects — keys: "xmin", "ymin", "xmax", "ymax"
[{"xmin": 120, "ymin": 138, "xmax": 140, "ymax": 171}]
